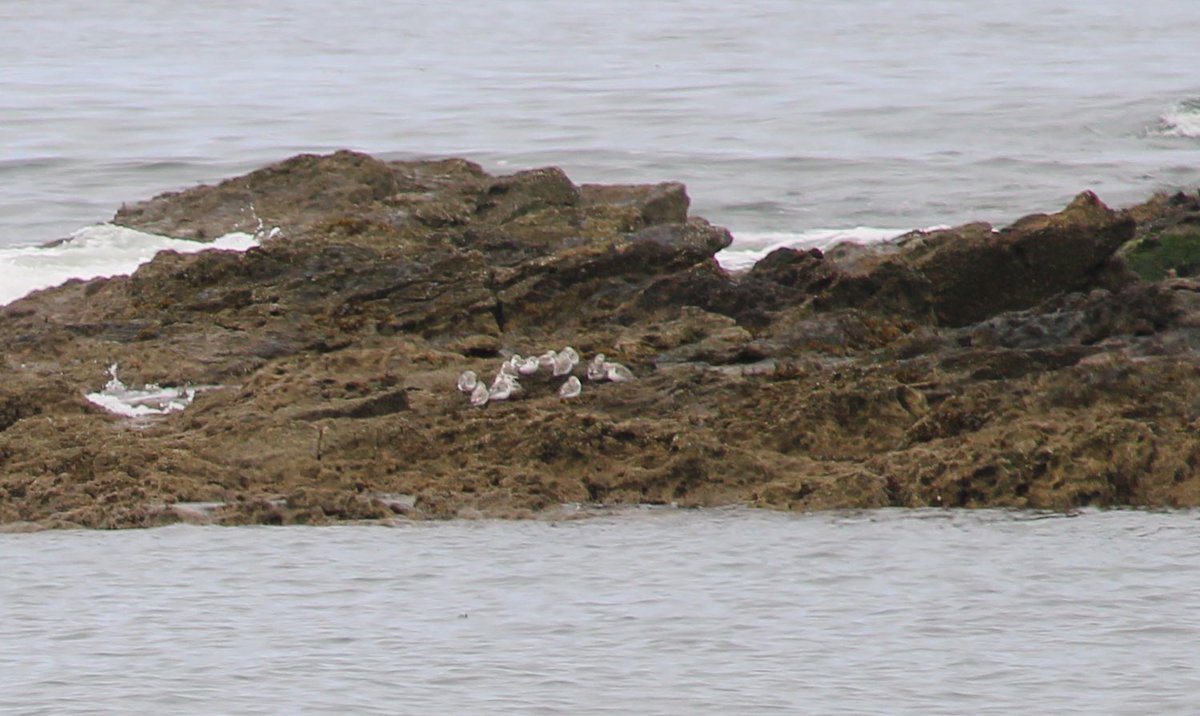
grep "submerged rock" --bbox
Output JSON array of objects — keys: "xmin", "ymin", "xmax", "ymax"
[{"xmin": 1, "ymin": 151, "xmax": 1198, "ymax": 528}]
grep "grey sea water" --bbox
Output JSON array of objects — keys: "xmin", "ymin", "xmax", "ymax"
[
  {"xmin": 2, "ymin": 509, "xmax": 1199, "ymax": 714},
  {"xmin": 2, "ymin": 0, "xmax": 1199, "ymax": 249}
]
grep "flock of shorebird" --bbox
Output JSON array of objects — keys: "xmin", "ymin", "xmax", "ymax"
[{"xmin": 457, "ymin": 347, "xmax": 635, "ymax": 407}]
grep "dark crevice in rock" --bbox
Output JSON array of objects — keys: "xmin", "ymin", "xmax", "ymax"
[{"xmin": 492, "ymin": 298, "xmax": 507, "ymax": 333}]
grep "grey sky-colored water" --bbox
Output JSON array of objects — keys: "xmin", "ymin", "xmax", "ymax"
[
  {"xmin": 2, "ymin": 0, "xmax": 1198, "ymax": 246},
  {"xmin": 2, "ymin": 509, "xmax": 1199, "ymax": 714}
]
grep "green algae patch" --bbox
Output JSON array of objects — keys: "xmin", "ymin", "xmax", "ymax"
[{"xmin": 1120, "ymin": 227, "xmax": 1200, "ymax": 281}]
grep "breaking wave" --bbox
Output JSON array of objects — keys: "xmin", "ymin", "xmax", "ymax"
[
  {"xmin": 716, "ymin": 227, "xmax": 917, "ymax": 272},
  {"xmin": 1155, "ymin": 97, "xmax": 1200, "ymax": 138},
  {"xmin": 0, "ymin": 224, "xmax": 260, "ymax": 306}
]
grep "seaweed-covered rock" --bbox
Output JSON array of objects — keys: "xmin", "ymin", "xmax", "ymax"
[
  {"xmin": 1, "ymin": 151, "xmax": 1198, "ymax": 529},
  {"xmin": 1119, "ymin": 190, "xmax": 1200, "ymax": 281}
]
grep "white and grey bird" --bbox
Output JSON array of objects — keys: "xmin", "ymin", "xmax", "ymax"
[
  {"xmin": 605, "ymin": 362, "xmax": 636, "ymax": 383},
  {"xmin": 499, "ymin": 359, "xmax": 520, "ymax": 377},
  {"xmin": 553, "ymin": 349, "xmax": 578, "ymax": 377},
  {"xmin": 538, "ymin": 350, "xmax": 558, "ymax": 370},
  {"xmin": 518, "ymin": 356, "xmax": 540, "ymax": 375},
  {"xmin": 469, "ymin": 382, "xmax": 490, "ymax": 407},
  {"xmin": 586, "ymin": 354, "xmax": 608, "ymax": 382},
  {"xmin": 558, "ymin": 375, "xmax": 582, "ymax": 399},
  {"xmin": 457, "ymin": 370, "xmax": 478, "ymax": 393},
  {"xmin": 489, "ymin": 374, "xmax": 519, "ymax": 401}
]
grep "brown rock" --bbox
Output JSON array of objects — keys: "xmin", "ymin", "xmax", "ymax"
[
  {"xmin": 1, "ymin": 152, "xmax": 1198, "ymax": 529},
  {"xmin": 901, "ymin": 192, "xmax": 1136, "ymax": 326},
  {"xmin": 580, "ymin": 182, "xmax": 690, "ymax": 227}
]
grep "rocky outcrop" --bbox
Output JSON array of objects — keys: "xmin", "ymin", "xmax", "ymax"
[
  {"xmin": 734, "ymin": 191, "xmax": 1139, "ymax": 327},
  {"xmin": 1, "ymin": 151, "xmax": 1198, "ymax": 529},
  {"xmin": 1119, "ymin": 190, "xmax": 1200, "ymax": 281}
]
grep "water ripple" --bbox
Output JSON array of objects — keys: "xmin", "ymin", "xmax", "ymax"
[{"xmin": 1, "ymin": 509, "xmax": 1199, "ymax": 713}]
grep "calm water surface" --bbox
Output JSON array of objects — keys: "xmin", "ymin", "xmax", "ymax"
[{"xmin": 2, "ymin": 508, "xmax": 1198, "ymax": 714}]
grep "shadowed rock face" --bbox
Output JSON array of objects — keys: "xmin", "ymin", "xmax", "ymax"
[{"xmin": 2, "ymin": 151, "xmax": 1199, "ymax": 529}]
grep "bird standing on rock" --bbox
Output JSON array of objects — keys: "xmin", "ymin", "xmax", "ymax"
[
  {"xmin": 518, "ymin": 356, "xmax": 540, "ymax": 375},
  {"xmin": 553, "ymin": 349, "xmax": 578, "ymax": 376},
  {"xmin": 605, "ymin": 362, "xmax": 635, "ymax": 382},
  {"xmin": 489, "ymin": 374, "xmax": 519, "ymax": 401},
  {"xmin": 586, "ymin": 354, "xmax": 608, "ymax": 382},
  {"xmin": 469, "ymin": 383, "xmax": 489, "ymax": 407},
  {"xmin": 559, "ymin": 376, "xmax": 582, "ymax": 399}
]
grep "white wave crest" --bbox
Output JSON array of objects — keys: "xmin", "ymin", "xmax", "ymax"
[
  {"xmin": 716, "ymin": 227, "xmax": 917, "ymax": 272},
  {"xmin": 1156, "ymin": 98, "xmax": 1200, "ymax": 138},
  {"xmin": 0, "ymin": 224, "xmax": 260, "ymax": 306}
]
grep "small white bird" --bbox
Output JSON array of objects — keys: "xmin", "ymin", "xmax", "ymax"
[
  {"xmin": 500, "ymin": 359, "xmax": 520, "ymax": 377},
  {"xmin": 490, "ymin": 374, "xmax": 518, "ymax": 401},
  {"xmin": 469, "ymin": 383, "xmax": 490, "ymax": 407},
  {"xmin": 538, "ymin": 350, "xmax": 558, "ymax": 370},
  {"xmin": 605, "ymin": 362, "xmax": 635, "ymax": 383},
  {"xmin": 553, "ymin": 350, "xmax": 577, "ymax": 377},
  {"xmin": 457, "ymin": 370, "xmax": 478, "ymax": 393},
  {"xmin": 518, "ymin": 356, "xmax": 540, "ymax": 375},
  {"xmin": 561, "ymin": 346, "xmax": 580, "ymax": 364},
  {"xmin": 586, "ymin": 354, "xmax": 608, "ymax": 382},
  {"xmin": 558, "ymin": 376, "xmax": 582, "ymax": 399}
]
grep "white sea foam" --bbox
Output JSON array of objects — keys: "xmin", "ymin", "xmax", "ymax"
[
  {"xmin": 85, "ymin": 364, "xmax": 199, "ymax": 419},
  {"xmin": 715, "ymin": 227, "xmax": 913, "ymax": 272},
  {"xmin": 1157, "ymin": 98, "xmax": 1200, "ymax": 139},
  {"xmin": 0, "ymin": 224, "xmax": 260, "ymax": 306}
]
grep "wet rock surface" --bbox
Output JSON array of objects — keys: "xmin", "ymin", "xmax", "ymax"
[{"xmin": 2, "ymin": 151, "xmax": 1199, "ymax": 528}]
